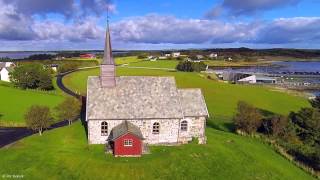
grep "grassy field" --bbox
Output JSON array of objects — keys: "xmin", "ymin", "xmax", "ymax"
[
  {"xmin": 0, "ymin": 122, "xmax": 313, "ymax": 180},
  {"xmin": 128, "ymin": 60, "xmax": 179, "ymax": 69},
  {"xmin": 0, "ymin": 82, "xmax": 64, "ymax": 126},
  {"xmin": 63, "ymin": 66, "xmax": 309, "ymax": 130},
  {"xmin": 204, "ymin": 60, "xmax": 272, "ymax": 67},
  {"xmin": 0, "ymin": 60, "xmax": 314, "ymax": 179},
  {"xmin": 115, "ymin": 56, "xmax": 143, "ymax": 65}
]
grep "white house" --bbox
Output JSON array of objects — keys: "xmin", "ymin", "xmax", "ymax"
[
  {"xmin": 0, "ymin": 67, "xmax": 13, "ymax": 82},
  {"xmin": 6, "ymin": 62, "xmax": 15, "ymax": 67},
  {"xmin": 209, "ymin": 53, "xmax": 218, "ymax": 59},
  {"xmin": 165, "ymin": 53, "xmax": 171, "ymax": 57},
  {"xmin": 196, "ymin": 55, "xmax": 204, "ymax": 60},
  {"xmin": 171, "ymin": 52, "xmax": 181, "ymax": 58}
]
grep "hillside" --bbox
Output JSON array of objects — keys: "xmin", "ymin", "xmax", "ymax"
[
  {"xmin": 0, "ymin": 83, "xmax": 64, "ymax": 126},
  {"xmin": 0, "ymin": 122, "xmax": 313, "ymax": 179}
]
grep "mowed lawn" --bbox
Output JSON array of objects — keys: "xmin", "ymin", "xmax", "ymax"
[
  {"xmin": 63, "ymin": 66, "xmax": 309, "ymax": 130},
  {"xmin": 0, "ymin": 122, "xmax": 313, "ymax": 180},
  {"xmin": 0, "ymin": 61, "xmax": 313, "ymax": 179},
  {"xmin": 127, "ymin": 60, "xmax": 179, "ymax": 69},
  {"xmin": 0, "ymin": 85, "xmax": 64, "ymax": 126},
  {"xmin": 115, "ymin": 56, "xmax": 143, "ymax": 65}
]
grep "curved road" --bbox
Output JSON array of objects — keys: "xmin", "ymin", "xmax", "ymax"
[{"xmin": 0, "ymin": 70, "xmax": 84, "ymax": 148}]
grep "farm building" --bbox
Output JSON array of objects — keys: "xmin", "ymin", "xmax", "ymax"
[
  {"xmin": 86, "ymin": 22, "xmax": 209, "ymax": 157},
  {"xmin": 80, "ymin": 53, "xmax": 95, "ymax": 59},
  {"xmin": 238, "ymin": 75, "xmax": 277, "ymax": 84},
  {"xmin": 171, "ymin": 52, "xmax": 181, "ymax": 57}
]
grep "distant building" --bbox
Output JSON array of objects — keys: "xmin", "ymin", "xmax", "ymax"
[
  {"xmin": 164, "ymin": 53, "xmax": 171, "ymax": 57},
  {"xmin": 171, "ymin": 52, "xmax": 181, "ymax": 58},
  {"xmin": 238, "ymin": 75, "xmax": 277, "ymax": 84},
  {"xmin": 0, "ymin": 67, "xmax": 13, "ymax": 82},
  {"xmin": 196, "ymin": 55, "xmax": 204, "ymax": 60},
  {"xmin": 80, "ymin": 54, "xmax": 95, "ymax": 59},
  {"xmin": 209, "ymin": 53, "xmax": 218, "ymax": 59}
]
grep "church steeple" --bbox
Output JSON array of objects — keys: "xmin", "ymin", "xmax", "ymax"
[{"xmin": 100, "ymin": 18, "xmax": 116, "ymax": 88}]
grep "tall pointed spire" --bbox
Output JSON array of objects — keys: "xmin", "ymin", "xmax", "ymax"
[
  {"xmin": 100, "ymin": 17, "xmax": 116, "ymax": 88},
  {"xmin": 102, "ymin": 19, "xmax": 114, "ymax": 65}
]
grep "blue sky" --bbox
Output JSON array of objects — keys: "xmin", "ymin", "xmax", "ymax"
[{"xmin": 0, "ymin": 0, "xmax": 319, "ymax": 51}]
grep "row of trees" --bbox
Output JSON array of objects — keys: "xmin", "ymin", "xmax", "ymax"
[
  {"xmin": 9, "ymin": 63, "xmax": 54, "ymax": 90},
  {"xmin": 234, "ymin": 98, "xmax": 320, "ymax": 171},
  {"xmin": 25, "ymin": 97, "xmax": 81, "ymax": 135},
  {"xmin": 176, "ymin": 61, "xmax": 207, "ymax": 72}
]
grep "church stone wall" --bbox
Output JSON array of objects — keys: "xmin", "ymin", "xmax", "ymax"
[
  {"xmin": 88, "ymin": 117, "xmax": 206, "ymax": 145},
  {"xmin": 177, "ymin": 116, "xmax": 206, "ymax": 144},
  {"xmin": 88, "ymin": 119, "xmax": 180, "ymax": 145}
]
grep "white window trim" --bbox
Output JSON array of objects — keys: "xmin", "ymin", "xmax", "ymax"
[{"xmin": 124, "ymin": 139, "xmax": 133, "ymax": 147}]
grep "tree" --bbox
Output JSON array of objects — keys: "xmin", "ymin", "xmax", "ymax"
[
  {"xmin": 289, "ymin": 108, "xmax": 320, "ymax": 146},
  {"xmin": 25, "ymin": 105, "xmax": 52, "ymax": 136},
  {"xmin": 57, "ymin": 62, "xmax": 79, "ymax": 73},
  {"xmin": 176, "ymin": 61, "xmax": 193, "ymax": 72},
  {"xmin": 270, "ymin": 115, "xmax": 289, "ymax": 137},
  {"xmin": 234, "ymin": 101, "xmax": 263, "ymax": 134},
  {"xmin": 176, "ymin": 61, "xmax": 206, "ymax": 72},
  {"xmin": 9, "ymin": 63, "xmax": 53, "ymax": 90},
  {"xmin": 55, "ymin": 97, "xmax": 81, "ymax": 125},
  {"xmin": 310, "ymin": 96, "xmax": 320, "ymax": 109}
]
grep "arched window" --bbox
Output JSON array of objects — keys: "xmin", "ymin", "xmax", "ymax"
[
  {"xmin": 181, "ymin": 120, "xmax": 188, "ymax": 131},
  {"xmin": 153, "ymin": 122, "xmax": 160, "ymax": 134},
  {"xmin": 101, "ymin": 122, "xmax": 108, "ymax": 136}
]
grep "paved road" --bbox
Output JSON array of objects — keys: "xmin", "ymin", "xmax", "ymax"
[{"xmin": 0, "ymin": 71, "xmax": 83, "ymax": 148}]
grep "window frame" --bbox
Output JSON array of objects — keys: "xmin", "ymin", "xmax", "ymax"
[
  {"xmin": 124, "ymin": 139, "xmax": 133, "ymax": 147},
  {"xmin": 180, "ymin": 120, "xmax": 188, "ymax": 131},
  {"xmin": 101, "ymin": 121, "xmax": 108, "ymax": 136},
  {"xmin": 152, "ymin": 122, "xmax": 160, "ymax": 134}
]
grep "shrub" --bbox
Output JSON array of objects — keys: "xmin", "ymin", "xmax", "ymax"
[
  {"xmin": 310, "ymin": 96, "xmax": 320, "ymax": 109},
  {"xmin": 176, "ymin": 61, "xmax": 206, "ymax": 72},
  {"xmin": 234, "ymin": 101, "xmax": 263, "ymax": 134},
  {"xmin": 25, "ymin": 105, "xmax": 52, "ymax": 136}
]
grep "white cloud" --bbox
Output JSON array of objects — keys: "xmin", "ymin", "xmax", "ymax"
[{"xmin": 111, "ymin": 15, "xmax": 259, "ymax": 44}]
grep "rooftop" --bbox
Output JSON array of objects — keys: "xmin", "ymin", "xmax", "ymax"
[{"xmin": 87, "ymin": 76, "xmax": 208, "ymax": 120}]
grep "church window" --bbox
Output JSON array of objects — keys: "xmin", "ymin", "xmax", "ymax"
[
  {"xmin": 153, "ymin": 122, "xmax": 160, "ymax": 134},
  {"xmin": 181, "ymin": 120, "xmax": 188, "ymax": 131},
  {"xmin": 124, "ymin": 139, "xmax": 133, "ymax": 147},
  {"xmin": 101, "ymin": 122, "xmax": 108, "ymax": 136}
]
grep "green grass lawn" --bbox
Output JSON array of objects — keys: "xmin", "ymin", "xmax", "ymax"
[
  {"xmin": 0, "ymin": 83, "xmax": 64, "ymax": 126},
  {"xmin": 0, "ymin": 61, "xmax": 314, "ymax": 179},
  {"xmin": 0, "ymin": 122, "xmax": 313, "ymax": 180},
  {"xmin": 128, "ymin": 60, "xmax": 179, "ymax": 69},
  {"xmin": 63, "ymin": 67, "xmax": 309, "ymax": 130},
  {"xmin": 115, "ymin": 56, "xmax": 143, "ymax": 65}
]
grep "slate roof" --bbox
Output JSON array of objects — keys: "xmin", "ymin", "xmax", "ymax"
[
  {"xmin": 87, "ymin": 76, "xmax": 209, "ymax": 120},
  {"xmin": 109, "ymin": 121, "xmax": 144, "ymax": 141},
  {"xmin": 178, "ymin": 89, "xmax": 209, "ymax": 117}
]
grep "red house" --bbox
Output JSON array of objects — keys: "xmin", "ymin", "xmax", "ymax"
[
  {"xmin": 108, "ymin": 121, "xmax": 144, "ymax": 157},
  {"xmin": 80, "ymin": 53, "xmax": 95, "ymax": 59}
]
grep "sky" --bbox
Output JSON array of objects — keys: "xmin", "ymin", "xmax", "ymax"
[{"xmin": 0, "ymin": 0, "xmax": 320, "ymax": 51}]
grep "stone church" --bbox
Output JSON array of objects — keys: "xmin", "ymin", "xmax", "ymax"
[{"xmin": 86, "ymin": 22, "xmax": 209, "ymax": 156}]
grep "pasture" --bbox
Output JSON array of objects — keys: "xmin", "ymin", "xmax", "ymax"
[
  {"xmin": 0, "ymin": 122, "xmax": 313, "ymax": 180},
  {"xmin": 0, "ymin": 83, "xmax": 64, "ymax": 126}
]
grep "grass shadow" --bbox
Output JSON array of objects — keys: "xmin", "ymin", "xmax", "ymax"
[
  {"xmin": 206, "ymin": 118, "xmax": 235, "ymax": 132},
  {"xmin": 80, "ymin": 96, "xmax": 88, "ymax": 138}
]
